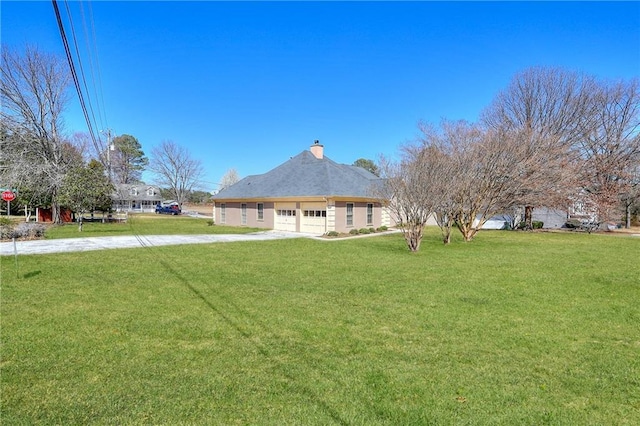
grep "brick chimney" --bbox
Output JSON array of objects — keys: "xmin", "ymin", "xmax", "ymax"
[{"xmin": 310, "ymin": 140, "xmax": 324, "ymax": 159}]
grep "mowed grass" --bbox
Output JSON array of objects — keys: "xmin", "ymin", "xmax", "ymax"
[
  {"xmin": 44, "ymin": 214, "xmax": 261, "ymax": 239},
  {"xmin": 1, "ymin": 229, "xmax": 639, "ymax": 425}
]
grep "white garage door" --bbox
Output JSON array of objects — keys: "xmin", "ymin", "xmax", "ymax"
[
  {"xmin": 300, "ymin": 203, "xmax": 326, "ymax": 234},
  {"xmin": 274, "ymin": 203, "xmax": 297, "ymax": 232}
]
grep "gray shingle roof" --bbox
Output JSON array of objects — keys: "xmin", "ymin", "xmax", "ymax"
[
  {"xmin": 212, "ymin": 150, "xmax": 382, "ymax": 200},
  {"xmin": 113, "ymin": 184, "xmax": 162, "ymax": 201}
]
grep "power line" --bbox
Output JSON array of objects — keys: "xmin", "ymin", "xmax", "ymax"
[
  {"xmin": 80, "ymin": 0, "xmax": 109, "ymax": 132},
  {"xmin": 62, "ymin": 0, "xmax": 101, "ymax": 143},
  {"xmin": 51, "ymin": 0, "xmax": 102, "ymax": 159}
]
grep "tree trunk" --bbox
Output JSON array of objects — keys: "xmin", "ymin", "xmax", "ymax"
[
  {"xmin": 625, "ymin": 201, "xmax": 631, "ymax": 229},
  {"xmin": 463, "ymin": 229, "xmax": 477, "ymax": 242},
  {"xmin": 437, "ymin": 215, "xmax": 453, "ymax": 245},
  {"xmin": 524, "ymin": 205, "xmax": 534, "ymax": 230},
  {"xmin": 52, "ymin": 202, "xmax": 62, "ymax": 224},
  {"xmin": 456, "ymin": 217, "xmax": 478, "ymax": 242},
  {"xmin": 442, "ymin": 227, "xmax": 451, "ymax": 244},
  {"xmin": 402, "ymin": 226, "xmax": 423, "ymax": 252}
]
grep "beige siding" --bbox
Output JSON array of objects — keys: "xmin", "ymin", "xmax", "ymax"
[
  {"xmin": 333, "ymin": 201, "xmax": 384, "ymax": 232},
  {"xmin": 215, "ymin": 199, "xmax": 387, "ymax": 233},
  {"xmin": 214, "ymin": 201, "xmax": 273, "ymax": 229}
]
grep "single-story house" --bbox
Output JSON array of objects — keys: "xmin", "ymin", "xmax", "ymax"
[
  {"xmin": 112, "ymin": 184, "xmax": 162, "ymax": 213},
  {"xmin": 212, "ymin": 142, "xmax": 392, "ymax": 234}
]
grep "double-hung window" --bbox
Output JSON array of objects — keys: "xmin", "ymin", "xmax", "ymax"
[
  {"xmin": 220, "ymin": 204, "xmax": 226, "ymax": 224},
  {"xmin": 366, "ymin": 203, "xmax": 373, "ymax": 226},
  {"xmin": 257, "ymin": 203, "xmax": 264, "ymax": 221},
  {"xmin": 346, "ymin": 203, "xmax": 354, "ymax": 227},
  {"xmin": 241, "ymin": 203, "xmax": 247, "ymax": 225}
]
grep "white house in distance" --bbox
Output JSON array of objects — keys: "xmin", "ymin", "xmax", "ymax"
[
  {"xmin": 211, "ymin": 142, "xmax": 393, "ymax": 234},
  {"xmin": 112, "ymin": 184, "xmax": 162, "ymax": 213}
]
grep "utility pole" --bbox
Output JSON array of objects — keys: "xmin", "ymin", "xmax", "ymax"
[{"xmin": 101, "ymin": 129, "xmax": 115, "ymax": 183}]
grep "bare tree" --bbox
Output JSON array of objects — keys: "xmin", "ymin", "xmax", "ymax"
[
  {"xmin": 427, "ymin": 120, "xmax": 552, "ymax": 242},
  {"xmin": 0, "ymin": 45, "xmax": 72, "ymax": 223},
  {"xmin": 381, "ymin": 119, "xmax": 544, "ymax": 247},
  {"xmin": 149, "ymin": 140, "xmax": 204, "ymax": 207},
  {"xmin": 481, "ymin": 66, "xmax": 596, "ymax": 228},
  {"xmin": 218, "ymin": 168, "xmax": 240, "ymax": 191},
  {"xmin": 622, "ymin": 164, "xmax": 640, "ymax": 228},
  {"xmin": 416, "ymin": 122, "xmax": 461, "ymax": 244},
  {"xmin": 378, "ymin": 130, "xmax": 454, "ymax": 252},
  {"xmin": 577, "ymin": 78, "xmax": 640, "ymax": 226},
  {"xmin": 69, "ymin": 130, "xmax": 116, "ymax": 176},
  {"xmin": 439, "ymin": 121, "xmax": 520, "ymax": 242}
]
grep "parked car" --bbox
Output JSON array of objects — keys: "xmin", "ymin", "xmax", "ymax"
[{"xmin": 155, "ymin": 204, "xmax": 181, "ymax": 215}]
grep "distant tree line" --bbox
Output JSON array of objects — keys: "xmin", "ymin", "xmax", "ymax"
[{"xmin": 380, "ymin": 67, "xmax": 640, "ymax": 252}]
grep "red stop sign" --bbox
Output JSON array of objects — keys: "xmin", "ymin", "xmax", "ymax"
[{"xmin": 2, "ymin": 191, "xmax": 16, "ymax": 202}]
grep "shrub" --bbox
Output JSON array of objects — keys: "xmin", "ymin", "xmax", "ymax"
[
  {"xmin": 0, "ymin": 217, "xmax": 12, "ymax": 227},
  {"xmin": 377, "ymin": 225, "xmax": 388, "ymax": 232},
  {"xmin": 516, "ymin": 221, "xmax": 545, "ymax": 230},
  {"xmin": 564, "ymin": 219, "xmax": 582, "ymax": 229},
  {"xmin": 349, "ymin": 229, "xmax": 359, "ymax": 235},
  {"xmin": 206, "ymin": 220, "xmax": 215, "ymax": 226},
  {"xmin": 358, "ymin": 228, "xmax": 371, "ymax": 234},
  {"xmin": 0, "ymin": 218, "xmax": 13, "ymax": 240},
  {"xmin": 369, "ymin": 227, "xmax": 376, "ymax": 233},
  {"xmin": 10, "ymin": 223, "xmax": 47, "ymax": 240},
  {"xmin": 326, "ymin": 231, "xmax": 339, "ymax": 237}
]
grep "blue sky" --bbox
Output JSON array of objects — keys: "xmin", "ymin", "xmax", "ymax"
[{"xmin": 3, "ymin": 1, "xmax": 639, "ymax": 191}]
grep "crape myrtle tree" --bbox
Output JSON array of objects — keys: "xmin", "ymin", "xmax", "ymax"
[
  {"xmin": 378, "ymin": 135, "xmax": 454, "ymax": 252},
  {"xmin": 379, "ymin": 119, "xmax": 536, "ymax": 249},
  {"xmin": 0, "ymin": 45, "xmax": 72, "ymax": 223},
  {"xmin": 481, "ymin": 66, "xmax": 595, "ymax": 229},
  {"xmin": 438, "ymin": 121, "xmax": 526, "ymax": 242},
  {"xmin": 415, "ymin": 122, "xmax": 460, "ymax": 244},
  {"xmin": 149, "ymin": 140, "xmax": 204, "ymax": 207}
]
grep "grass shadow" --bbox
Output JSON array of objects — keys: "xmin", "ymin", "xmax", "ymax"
[{"xmin": 22, "ymin": 270, "xmax": 42, "ymax": 279}]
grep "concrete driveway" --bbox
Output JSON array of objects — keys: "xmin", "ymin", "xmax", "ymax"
[{"xmin": 0, "ymin": 231, "xmax": 318, "ymax": 256}]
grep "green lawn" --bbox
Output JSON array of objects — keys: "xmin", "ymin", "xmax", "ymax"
[
  {"xmin": 44, "ymin": 214, "xmax": 261, "ymax": 239},
  {"xmin": 2, "ymin": 229, "xmax": 639, "ymax": 424}
]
